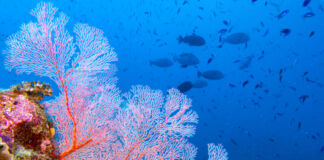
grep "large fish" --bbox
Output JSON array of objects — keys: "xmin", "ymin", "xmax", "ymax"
[
  {"xmin": 177, "ymin": 81, "xmax": 193, "ymax": 93},
  {"xmin": 174, "ymin": 53, "xmax": 200, "ymax": 67},
  {"xmin": 192, "ymin": 80, "xmax": 208, "ymax": 88},
  {"xmin": 223, "ymin": 32, "xmax": 250, "ymax": 45},
  {"xmin": 149, "ymin": 58, "xmax": 173, "ymax": 67},
  {"xmin": 178, "ymin": 34, "xmax": 206, "ymax": 46},
  {"xmin": 198, "ymin": 70, "xmax": 224, "ymax": 80}
]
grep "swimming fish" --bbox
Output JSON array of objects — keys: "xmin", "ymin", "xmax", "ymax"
[
  {"xmin": 192, "ymin": 80, "xmax": 208, "ymax": 88},
  {"xmin": 303, "ymin": 12, "xmax": 315, "ymax": 18},
  {"xmin": 174, "ymin": 53, "xmax": 200, "ymax": 67},
  {"xmin": 242, "ymin": 80, "xmax": 249, "ymax": 87},
  {"xmin": 277, "ymin": 9, "xmax": 289, "ymax": 19},
  {"xmin": 239, "ymin": 55, "xmax": 254, "ymax": 70},
  {"xmin": 177, "ymin": 81, "xmax": 193, "ymax": 93},
  {"xmin": 198, "ymin": 70, "xmax": 224, "ymax": 80},
  {"xmin": 280, "ymin": 28, "xmax": 291, "ymax": 36},
  {"xmin": 207, "ymin": 54, "xmax": 215, "ymax": 64},
  {"xmin": 303, "ymin": 0, "xmax": 311, "ymax": 7},
  {"xmin": 178, "ymin": 33, "xmax": 206, "ymax": 46},
  {"xmin": 309, "ymin": 31, "xmax": 315, "ymax": 37},
  {"xmin": 223, "ymin": 32, "xmax": 250, "ymax": 45},
  {"xmin": 149, "ymin": 58, "xmax": 173, "ymax": 67}
]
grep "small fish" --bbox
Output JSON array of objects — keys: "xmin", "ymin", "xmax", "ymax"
[
  {"xmin": 309, "ymin": 31, "xmax": 315, "ymax": 37},
  {"xmin": 263, "ymin": 29, "xmax": 269, "ymax": 37},
  {"xmin": 177, "ymin": 8, "xmax": 181, "ymax": 14},
  {"xmin": 177, "ymin": 81, "xmax": 193, "ymax": 93},
  {"xmin": 302, "ymin": 0, "xmax": 311, "ymax": 7},
  {"xmin": 230, "ymin": 138, "xmax": 238, "ymax": 145},
  {"xmin": 239, "ymin": 55, "xmax": 254, "ymax": 70},
  {"xmin": 255, "ymin": 82, "xmax": 263, "ymax": 89},
  {"xmin": 279, "ymin": 68, "xmax": 284, "ymax": 82},
  {"xmin": 242, "ymin": 80, "xmax": 249, "ymax": 87},
  {"xmin": 198, "ymin": 70, "xmax": 224, "ymax": 80},
  {"xmin": 268, "ymin": 138, "xmax": 275, "ymax": 142},
  {"xmin": 277, "ymin": 9, "xmax": 289, "ymax": 19},
  {"xmin": 252, "ymin": 0, "xmax": 257, "ymax": 3},
  {"xmin": 304, "ymin": 12, "xmax": 315, "ymax": 18},
  {"xmin": 207, "ymin": 54, "xmax": 214, "ymax": 64},
  {"xmin": 305, "ymin": 78, "xmax": 323, "ymax": 87},
  {"xmin": 218, "ymin": 28, "xmax": 227, "ymax": 34},
  {"xmin": 320, "ymin": 146, "xmax": 324, "ymax": 152},
  {"xmin": 298, "ymin": 121, "xmax": 302, "ymax": 130},
  {"xmin": 178, "ymin": 34, "xmax": 206, "ymax": 46},
  {"xmin": 299, "ymin": 95, "xmax": 309, "ymax": 103},
  {"xmin": 223, "ymin": 20, "xmax": 229, "ymax": 26},
  {"xmin": 229, "ymin": 83, "xmax": 236, "ymax": 88},
  {"xmin": 280, "ymin": 28, "xmax": 291, "ymax": 36},
  {"xmin": 149, "ymin": 58, "xmax": 173, "ymax": 67}
]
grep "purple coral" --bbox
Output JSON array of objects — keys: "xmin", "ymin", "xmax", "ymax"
[{"xmin": 0, "ymin": 94, "xmax": 35, "ymax": 132}]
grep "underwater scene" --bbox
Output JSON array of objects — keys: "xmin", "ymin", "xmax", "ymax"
[{"xmin": 0, "ymin": 0, "xmax": 323, "ymax": 160}]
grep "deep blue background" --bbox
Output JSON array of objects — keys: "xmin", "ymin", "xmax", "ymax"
[{"xmin": 0, "ymin": 0, "xmax": 323, "ymax": 159}]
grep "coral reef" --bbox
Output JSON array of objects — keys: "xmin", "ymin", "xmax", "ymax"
[
  {"xmin": 0, "ymin": 82, "xmax": 56, "ymax": 160},
  {"xmin": 2, "ymin": 2, "xmax": 229, "ymax": 160}
]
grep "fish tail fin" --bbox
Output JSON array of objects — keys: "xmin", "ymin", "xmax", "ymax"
[
  {"xmin": 197, "ymin": 71, "xmax": 202, "ymax": 78},
  {"xmin": 177, "ymin": 36, "xmax": 183, "ymax": 43}
]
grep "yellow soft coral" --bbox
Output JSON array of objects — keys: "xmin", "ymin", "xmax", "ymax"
[{"xmin": 0, "ymin": 138, "xmax": 13, "ymax": 160}]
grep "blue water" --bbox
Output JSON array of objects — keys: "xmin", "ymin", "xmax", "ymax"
[{"xmin": 0, "ymin": 0, "xmax": 323, "ymax": 159}]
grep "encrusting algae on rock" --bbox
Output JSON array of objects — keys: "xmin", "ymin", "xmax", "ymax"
[{"xmin": 0, "ymin": 82, "xmax": 57, "ymax": 160}]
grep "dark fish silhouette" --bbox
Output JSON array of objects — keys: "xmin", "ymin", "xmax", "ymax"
[
  {"xmin": 174, "ymin": 53, "xmax": 200, "ymax": 67},
  {"xmin": 230, "ymin": 138, "xmax": 238, "ymax": 145},
  {"xmin": 240, "ymin": 55, "xmax": 254, "ymax": 70},
  {"xmin": 177, "ymin": 81, "xmax": 193, "ymax": 93},
  {"xmin": 303, "ymin": 0, "xmax": 311, "ymax": 7},
  {"xmin": 320, "ymin": 146, "xmax": 324, "ymax": 152},
  {"xmin": 198, "ymin": 70, "xmax": 224, "ymax": 80},
  {"xmin": 207, "ymin": 54, "xmax": 215, "ymax": 64},
  {"xmin": 149, "ymin": 58, "xmax": 173, "ymax": 67},
  {"xmin": 280, "ymin": 28, "xmax": 291, "ymax": 36},
  {"xmin": 304, "ymin": 12, "xmax": 315, "ymax": 18},
  {"xmin": 277, "ymin": 9, "xmax": 289, "ymax": 19},
  {"xmin": 242, "ymin": 80, "xmax": 249, "ymax": 87},
  {"xmin": 309, "ymin": 31, "xmax": 315, "ymax": 37},
  {"xmin": 223, "ymin": 32, "xmax": 250, "ymax": 45},
  {"xmin": 298, "ymin": 121, "xmax": 302, "ymax": 130},
  {"xmin": 299, "ymin": 95, "xmax": 309, "ymax": 103},
  {"xmin": 192, "ymin": 80, "xmax": 208, "ymax": 88},
  {"xmin": 178, "ymin": 34, "xmax": 206, "ymax": 46}
]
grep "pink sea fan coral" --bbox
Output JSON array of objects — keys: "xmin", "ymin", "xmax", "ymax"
[
  {"xmin": 4, "ymin": 2, "xmax": 119, "ymax": 159},
  {"xmin": 111, "ymin": 86, "xmax": 198, "ymax": 159},
  {"xmin": 3, "ymin": 2, "xmax": 228, "ymax": 160},
  {"xmin": 208, "ymin": 143, "xmax": 228, "ymax": 160}
]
